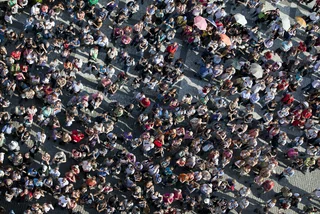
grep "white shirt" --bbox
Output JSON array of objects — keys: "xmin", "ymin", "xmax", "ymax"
[
  {"xmin": 36, "ymin": 132, "xmax": 46, "ymax": 143},
  {"xmin": 310, "ymin": 12, "xmax": 320, "ymax": 22},
  {"xmin": 154, "ymin": 55, "xmax": 164, "ymax": 65},
  {"xmin": 58, "ymin": 178, "xmax": 69, "ymax": 188},
  {"xmin": 241, "ymin": 90, "xmax": 251, "ymax": 99},
  {"xmin": 263, "ymin": 113, "xmax": 273, "ymax": 123},
  {"xmin": 251, "ymin": 83, "xmax": 262, "ymax": 94},
  {"xmin": 306, "ymin": 128, "xmax": 318, "ymax": 139},
  {"xmin": 215, "ymin": 9, "xmax": 226, "ymax": 19},
  {"xmin": 31, "ymin": 4, "xmax": 41, "ymax": 16},
  {"xmin": 72, "ymin": 82, "xmax": 83, "ymax": 93},
  {"xmin": 264, "ymin": 39, "xmax": 274, "ymax": 48},
  {"xmin": 143, "ymin": 140, "xmax": 154, "ymax": 151},
  {"xmin": 74, "ymin": 59, "xmax": 83, "ymax": 69},
  {"xmin": 106, "ymin": 67, "xmax": 115, "ymax": 78},
  {"xmin": 265, "ymin": 91, "xmax": 275, "ymax": 102},
  {"xmin": 126, "ymin": 166, "xmax": 135, "ymax": 175},
  {"xmin": 239, "ymin": 198, "xmax": 249, "ymax": 209},
  {"xmin": 242, "ymin": 77, "xmax": 253, "ymax": 88},
  {"xmin": 135, "ymin": 93, "xmax": 145, "ymax": 101},
  {"xmin": 312, "ymin": 80, "xmax": 320, "ymax": 89},
  {"xmin": 250, "ymin": 93, "xmax": 260, "ymax": 103},
  {"xmin": 96, "ymin": 36, "xmax": 109, "ymax": 47},
  {"xmin": 201, "ymin": 184, "xmax": 212, "ymax": 195},
  {"xmin": 266, "ymin": 199, "xmax": 276, "ymax": 208},
  {"xmin": 313, "ymin": 189, "xmax": 320, "ymax": 198},
  {"xmin": 228, "ymin": 200, "xmax": 239, "ymax": 209},
  {"xmin": 50, "ymin": 169, "xmax": 60, "ymax": 178},
  {"xmin": 148, "ymin": 81, "xmax": 158, "ymax": 90},
  {"xmin": 26, "ymin": 53, "xmax": 36, "ymax": 64},
  {"xmin": 81, "ymin": 160, "xmax": 92, "ymax": 172},
  {"xmin": 45, "ymin": 21, "xmax": 54, "ymax": 30},
  {"xmin": 2, "ymin": 125, "xmax": 14, "ymax": 134},
  {"xmin": 84, "ymin": 34, "xmax": 94, "ymax": 45},
  {"xmin": 165, "ymin": 5, "xmax": 175, "ymax": 13},
  {"xmin": 314, "ymin": 61, "xmax": 320, "ymax": 72},
  {"xmin": 43, "ymin": 204, "xmax": 54, "ymax": 213},
  {"xmin": 277, "ymin": 108, "xmax": 290, "ymax": 118},
  {"xmin": 58, "ymin": 196, "xmax": 69, "ymax": 207}
]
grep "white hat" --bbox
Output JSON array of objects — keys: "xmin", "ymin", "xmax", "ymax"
[
  {"xmin": 302, "ymin": 101, "xmax": 309, "ymax": 108},
  {"xmin": 294, "ymin": 193, "xmax": 300, "ymax": 197},
  {"xmin": 204, "ymin": 198, "xmax": 210, "ymax": 204}
]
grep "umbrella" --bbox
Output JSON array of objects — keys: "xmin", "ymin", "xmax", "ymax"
[
  {"xmin": 206, "ymin": 18, "xmax": 217, "ymax": 28},
  {"xmin": 234, "ymin": 13, "xmax": 247, "ymax": 26},
  {"xmin": 194, "ymin": 16, "xmax": 207, "ymax": 30},
  {"xmin": 281, "ymin": 16, "xmax": 291, "ymax": 31},
  {"xmin": 251, "ymin": 63, "xmax": 261, "ymax": 69},
  {"xmin": 220, "ymin": 34, "xmax": 231, "ymax": 46},
  {"xmin": 250, "ymin": 63, "xmax": 264, "ymax": 79},
  {"xmin": 89, "ymin": 0, "xmax": 98, "ymax": 5},
  {"xmin": 295, "ymin": 16, "xmax": 307, "ymax": 27}
]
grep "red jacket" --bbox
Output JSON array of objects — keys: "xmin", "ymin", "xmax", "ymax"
[
  {"xmin": 281, "ymin": 94, "xmax": 294, "ymax": 105},
  {"xmin": 301, "ymin": 109, "xmax": 312, "ymax": 119},
  {"xmin": 262, "ymin": 180, "xmax": 274, "ymax": 192},
  {"xmin": 166, "ymin": 44, "xmax": 178, "ymax": 54}
]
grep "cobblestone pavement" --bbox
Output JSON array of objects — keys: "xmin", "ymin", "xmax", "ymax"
[{"xmin": 0, "ymin": 0, "xmax": 319, "ymax": 213}]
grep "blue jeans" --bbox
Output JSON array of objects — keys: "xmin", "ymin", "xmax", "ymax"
[{"xmin": 124, "ymin": 65, "xmax": 131, "ymax": 73}]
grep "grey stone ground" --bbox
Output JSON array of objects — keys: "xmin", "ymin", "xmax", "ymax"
[{"xmin": 0, "ymin": 0, "xmax": 319, "ymax": 213}]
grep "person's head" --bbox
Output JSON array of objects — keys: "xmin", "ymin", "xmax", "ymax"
[
  {"xmin": 128, "ymin": 104, "xmax": 134, "ymax": 110},
  {"xmin": 24, "ymin": 152, "xmax": 30, "ymax": 158}
]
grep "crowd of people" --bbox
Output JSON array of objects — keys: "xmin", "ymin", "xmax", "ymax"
[{"xmin": 0, "ymin": 0, "xmax": 319, "ymax": 213}]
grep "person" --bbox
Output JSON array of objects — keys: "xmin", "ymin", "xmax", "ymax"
[
  {"xmin": 308, "ymin": 188, "xmax": 320, "ymax": 200},
  {"xmin": 89, "ymin": 46, "xmax": 99, "ymax": 61},
  {"xmin": 196, "ymin": 63, "xmax": 213, "ymax": 79},
  {"xmin": 278, "ymin": 167, "xmax": 295, "ymax": 181},
  {"xmin": 52, "ymin": 152, "xmax": 67, "ymax": 165},
  {"xmin": 0, "ymin": 0, "xmax": 319, "ymax": 213},
  {"xmin": 166, "ymin": 42, "xmax": 179, "ymax": 56},
  {"xmin": 2, "ymin": 123, "xmax": 15, "ymax": 135},
  {"xmin": 238, "ymin": 197, "xmax": 250, "ymax": 213},
  {"xmin": 35, "ymin": 130, "xmax": 46, "ymax": 146}
]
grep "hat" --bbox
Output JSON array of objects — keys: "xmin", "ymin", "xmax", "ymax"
[
  {"xmin": 302, "ymin": 101, "xmax": 309, "ymax": 108},
  {"xmin": 204, "ymin": 198, "xmax": 211, "ymax": 204}
]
